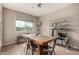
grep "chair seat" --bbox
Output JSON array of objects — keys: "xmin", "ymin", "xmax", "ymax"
[
  {"xmin": 44, "ymin": 46, "xmax": 54, "ymax": 52},
  {"xmin": 58, "ymin": 37, "xmax": 66, "ymax": 40}
]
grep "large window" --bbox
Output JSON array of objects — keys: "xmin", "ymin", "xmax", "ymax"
[{"xmin": 16, "ymin": 20, "xmax": 33, "ymax": 31}]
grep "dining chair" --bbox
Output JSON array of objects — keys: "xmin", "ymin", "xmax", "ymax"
[
  {"xmin": 30, "ymin": 40, "xmax": 38, "ymax": 55},
  {"xmin": 24, "ymin": 37, "xmax": 38, "ymax": 55},
  {"xmin": 43, "ymin": 38, "xmax": 57, "ymax": 55},
  {"xmin": 24, "ymin": 37, "xmax": 30, "ymax": 54},
  {"xmin": 57, "ymin": 32, "xmax": 68, "ymax": 45}
]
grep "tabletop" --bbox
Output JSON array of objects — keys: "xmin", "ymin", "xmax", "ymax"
[{"xmin": 23, "ymin": 34, "xmax": 54, "ymax": 45}]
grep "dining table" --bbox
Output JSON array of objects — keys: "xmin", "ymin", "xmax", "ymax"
[{"xmin": 22, "ymin": 34, "xmax": 54, "ymax": 55}]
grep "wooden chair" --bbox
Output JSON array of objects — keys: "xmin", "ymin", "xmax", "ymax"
[
  {"xmin": 24, "ymin": 37, "xmax": 38, "ymax": 55},
  {"xmin": 43, "ymin": 38, "xmax": 57, "ymax": 55},
  {"xmin": 30, "ymin": 40, "xmax": 38, "ymax": 55},
  {"xmin": 24, "ymin": 37, "xmax": 30, "ymax": 54}
]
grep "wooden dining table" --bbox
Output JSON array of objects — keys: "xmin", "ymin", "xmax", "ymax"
[{"xmin": 23, "ymin": 34, "xmax": 54, "ymax": 55}]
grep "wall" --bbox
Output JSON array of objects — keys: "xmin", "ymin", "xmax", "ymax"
[
  {"xmin": 0, "ymin": 4, "xmax": 2, "ymax": 50},
  {"xmin": 3, "ymin": 8, "xmax": 38, "ymax": 45},
  {"xmin": 39, "ymin": 4, "xmax": 79, "ymax": 49}
]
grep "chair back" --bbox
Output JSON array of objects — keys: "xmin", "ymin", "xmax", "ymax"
[
  {"xmin": 58, "ymin": 32, "xmax": 67, "ymax": 38},
  {"xmin": 26, "ymin": 37, "xmax": 31, "ymax": 48},
  {"xmin": 52, "ymin": 38, "xmax": 57, "ymax": 50},
  {"xmin": 30, "ymin": 39, "xmax": 38, "ymax": 48}
]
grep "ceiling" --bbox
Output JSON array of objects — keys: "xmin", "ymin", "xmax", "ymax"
[{"xmin": 3, "ymin": 3, "xmax": 72, "ymax": 17}]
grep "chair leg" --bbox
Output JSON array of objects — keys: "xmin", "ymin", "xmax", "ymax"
[
  {"xmin": 32, "ymin": 48, "xmax": 35, "ymax": 55},
  {"xmin": 48, "ymin": 51, "xmax": 52, "ymax": 55},
  {"xmin": 24, "ymin": 43, "xmax": 27, "ymax": 54},
  {"xmin": 50, "ymin": 52, "xmax": 52, "ymax": 55},
  {"xmin": 53, "ymin": 50, "xmax": 56, "ymax": 55},
  {"xmin": 57, "ymin": 40, "xmax": 59, "ymax": 44},
  {"xmin": 25, "ymin": 47, "xmax": 29, "ymax": 54},
  {"xmin": 61, "ymin": 40, "xmax": 63, "ymax": 45},
  {"xmin": 24, "ymin": 43, "xmax": 30, "ymax": 54}
]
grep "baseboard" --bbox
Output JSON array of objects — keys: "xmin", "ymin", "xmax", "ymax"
[
  {"xmin": 69, "ymin": 45, "xmax": 79, "ymax": 51},
  {"xmin": 2, "ymin": 41, "xmax": 17, "ymax": 46}
]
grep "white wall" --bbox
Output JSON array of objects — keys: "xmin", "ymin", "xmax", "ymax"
[
  {"xmin": 3, "ymin": 8, "xmax": 38, "ymax": 45},
  {"xmin": 0, "ymin": 4, "xmax": 2, "ymax": 50},
  {"xmin": 39, "ymin": 4, "xmax": 79, "ymax": 49}
]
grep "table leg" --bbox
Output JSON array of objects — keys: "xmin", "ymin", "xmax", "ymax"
[
  {"xmin": 38, "ymin": 44, "xmax": 48, "ymax": 55},
  {"xmin": 43, "ymin": 44, "xmax": 48, "ymax": 55},
  {"xmin": 39, "ymin": 45, "xmax": 43, "ymax": 55}
]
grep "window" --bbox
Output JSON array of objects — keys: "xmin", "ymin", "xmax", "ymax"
[
  {"xmin": 25, "ymin": 21, "xmax": 33, "ymax": 30},
  {"xmin": 16, "ymin": 20, "xmax": 33, "ymax": 31}
]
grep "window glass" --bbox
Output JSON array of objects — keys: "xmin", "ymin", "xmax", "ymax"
[
  {"xmin": 25, "ymin": 21, "xmax": 33, "ymax": 30},
  {"xmin": 16, "ymin": 20, "xmax": 33, "ymax": 31}
]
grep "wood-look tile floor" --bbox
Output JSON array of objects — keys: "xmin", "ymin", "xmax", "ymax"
[{"xmin": 1, "ymin": 42, "xmax": 79, "ymax": 55}]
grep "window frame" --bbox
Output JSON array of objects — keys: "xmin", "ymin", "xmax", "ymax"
[{"xmin": 16, "ymin": 19, "xmax": 34, "ymax": 32}]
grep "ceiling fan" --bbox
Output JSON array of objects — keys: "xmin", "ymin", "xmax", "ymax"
[
  {"xmin": 32, "ymin": 3, "xmax": 42, "ymax": 8},
  {"xmin": 36, "ymin": 3, "xmax": 42, "ymax": 8}
]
